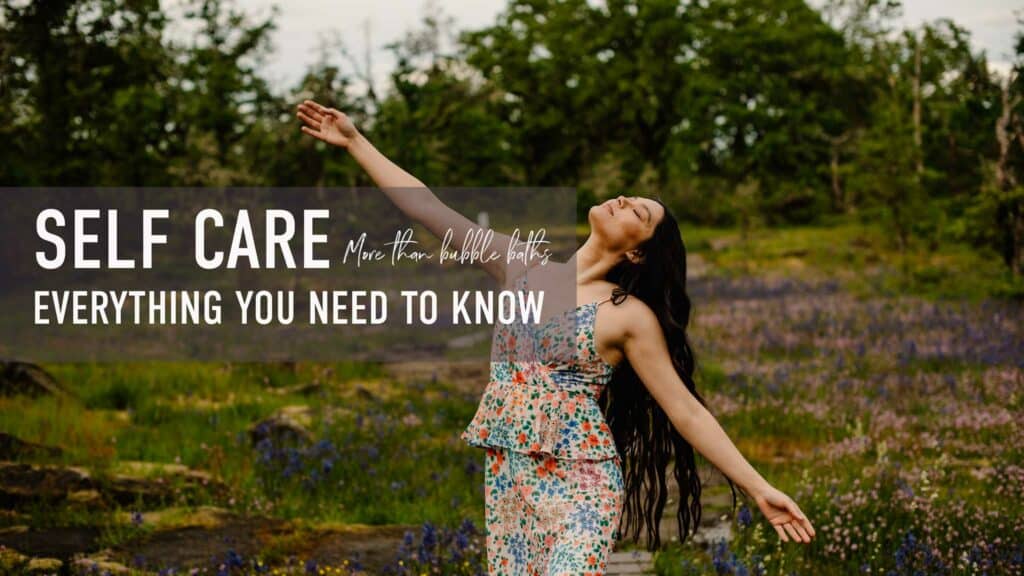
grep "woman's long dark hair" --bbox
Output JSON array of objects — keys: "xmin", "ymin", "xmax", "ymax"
[{"xmin": 597, "ymin": 197, "xmax": 738, "ymax": 550}]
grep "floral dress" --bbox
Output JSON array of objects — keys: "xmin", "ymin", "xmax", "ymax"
[{"xmin": 460, "ymin": 267, "xmax": 624, "ymax": 575}]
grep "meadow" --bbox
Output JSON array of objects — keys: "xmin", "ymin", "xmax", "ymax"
[{"xmin": 0, "ymin": 221, "xmax": 1022, "ymax": 575}]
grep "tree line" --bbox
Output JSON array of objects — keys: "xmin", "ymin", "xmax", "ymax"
[{"xmin": 2, "ymin": 0, "xmax": 1022, "ymax": 274}]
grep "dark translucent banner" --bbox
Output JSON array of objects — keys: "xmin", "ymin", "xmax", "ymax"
[{"xmin": 0, "ymin": 187, "xmax": 581, "ymax": 362}]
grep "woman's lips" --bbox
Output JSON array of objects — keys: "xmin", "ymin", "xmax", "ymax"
[{"xmin": 606, "ymin": 203, "xmax": 613, "ymax": 215}]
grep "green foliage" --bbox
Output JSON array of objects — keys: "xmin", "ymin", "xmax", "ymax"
[
  {"xmin": 846, "ymin": 88, "xmax": 923, "ymax": 250},
  {"xmin": 371, "ymin": 13, "xmax": 518, "ymax": 187},
  {"xmin": 682, "ymin": 0, "xmax": 853, "ymax": 224},
  {"xmin": 0, "ymin": 0, "xmax": 1020, "ymax": 278}
]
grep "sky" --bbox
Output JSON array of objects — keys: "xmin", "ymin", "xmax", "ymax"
[{"xmin": 192, "ymin": 0, "xmax": 1022, "ymax": 92}]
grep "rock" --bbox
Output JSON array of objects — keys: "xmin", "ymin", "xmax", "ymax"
[
  {"xmin": 112, "ymin": 461, "xmax": 225, "ymax": 485},
  {"xmin": 25, "ymin": 557, "xmax": 62, "ymax": 574},
  {"xmin": 0, "ymin": 509, "xmax": 237, "ymax": 568},
  {"xmin": 0, "ymin": 546, "xmax": 29, "ymax": 572},
  {"xmin": 72, "ymin": 550, "xmax": 130, "ymax": 575},
  {"xmin": 269, "ymin": 382, "xmax": 324, "ymax": 397},
  {"xmin": 116, "ymin": 514, "xmax": 290, "ymax": 573},
  {"xmin": 0, "ymin": 526, "xmax": 101, "ymax": 560},
  {"xmin": 0, "ymin": 433, "xmax": 62, "ymax": 461},
  {"xmin": 66, "ymin": 490, "xmax": 103, "ymax": 505},
  {"xmin": 0, "ymin": 362, "xmax": 64, "ymax": 397},
  {"xmin": 248, "ymin": 406, "xmax": 314, "ymax": 446},
  {"xmin": 295, "ymin": 382, "xmax": 324, "ymax": 396},
  {"xmin": 2, "ymin": 515, "xmax": 423, "ymax": 575},
  {"xmin": 0, "ymin": 463, "xmax": 93, "ymax": 506},
  {"xmin": 135, "ymin": 505, "xmax": 232, "ymax": 530},
  {"xmin": 103, "ymin": 461, "xmax": 229, "ymax": 507},
  {"xmin": 0, "ymin": 461, "xmax": 228, "ymax": 509},
  {"xmin": 354, "ymin": 385, "xmax": 379, "ymax": 402},
  {"xmin": 0, "ymin": 509, "xmax": 25, "ymax": 524},
  {"xmin": 106, "ymin": 474, "xmax": 226, "ymax": 508},
  {"xmin": 305, "ymin": 524, "xmax": 422, "ymax": 574}
]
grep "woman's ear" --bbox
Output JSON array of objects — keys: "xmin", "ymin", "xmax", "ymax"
[{"xmin": 626, "ymin": 249, "xmax": 645, "ymax": 264}]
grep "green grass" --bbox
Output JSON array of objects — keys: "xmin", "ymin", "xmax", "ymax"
[
  {"xmin": 580, "ymin": 218, "xmax": 1024, "ymax": 301},
  {"xmin": 0, "ymin": 361, "xmax": 487, "ymax": 531},
  {"xmin": 688, "ymin": 221, "xmax": 1022, "ymax": 301}
]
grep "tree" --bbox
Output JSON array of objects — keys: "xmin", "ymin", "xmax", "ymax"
[
  {"xmin": 0, "ymin": 0, "xmax": 175, "ymax": 185},
  {"xmin": 461, "ymin": 0, "xmax": 693, "ymax": 190},
  {"xmin": 817, "ymin": 0, "xmax": 901, "ymax": 214},
  {"xmin": 680, "ymin": 0, "xmax": 853, "ymax": 224},
  {"xmin": 371, "ymin": 9, "xmax": 517, "ymax": 187},
  {"xmin": 841, "ymin": 15, "xmax": 999, "ymax": 253},
  {"xmin": 971, "ymin": 20, "xmax": 1024, "ymax": 275},
  {"xmin": 167, "ymin": 0, "xmax": 279, "ymax": 186},
  {"xmin": 847, "ymin": 84, "xmax": 922, "ymax": 253}
]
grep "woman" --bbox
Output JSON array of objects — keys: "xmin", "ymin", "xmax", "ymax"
[{"xmin": 296, "ymin": 100, "xmax": 815, "ymax": 574}]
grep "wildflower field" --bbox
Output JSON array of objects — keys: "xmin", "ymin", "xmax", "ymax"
[
  {"xmin": 657, "ymin": 225, "xmax": 1024, "ymax": 575},
  {"xmin": 0, "ymin": 223, "xmax": 1022, "ymax": 575}
]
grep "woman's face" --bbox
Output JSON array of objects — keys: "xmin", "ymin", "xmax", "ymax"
[{"xmin": 588, "ymin": 195, "xmax": 665, "ymax": 253}]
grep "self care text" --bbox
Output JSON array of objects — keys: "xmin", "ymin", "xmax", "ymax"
[
  {"xmin": 34, "ymin": 208, "xmax": 551, "ymax": 269},
  {"xmin": 30, "ymin": 208, "xmax": 554, "ymax": 327}
]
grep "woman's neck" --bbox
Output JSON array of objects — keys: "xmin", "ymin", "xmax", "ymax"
[{"xmin": 572, "ymin": 236, "xmax": 620, "ymax": 285}]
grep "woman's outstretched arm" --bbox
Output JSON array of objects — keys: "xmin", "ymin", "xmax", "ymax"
[
  {"xmin": 296, "ymin": 99, "xmax": 530, "ymax": 286},
  {"xmin": 619, "ymin": 298, "xmax": 817, "ymax": 544}
]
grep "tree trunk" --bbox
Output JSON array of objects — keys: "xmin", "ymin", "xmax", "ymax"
[
  {"xmin": 995, "ymin": 83, "xmax": 1018, "ymax": 191},
  {"xmin": 995, "ymin": 77, "xmax": 1022, "ymax": 275}
]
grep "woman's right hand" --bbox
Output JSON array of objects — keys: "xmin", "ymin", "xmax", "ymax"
[
  {"xmin": 296, "ymin": 100, "xmax": 360, "ymax": 148},
  {"xmin": 753, "ymin": 484, "xmax": 816, "ymax": 543}
]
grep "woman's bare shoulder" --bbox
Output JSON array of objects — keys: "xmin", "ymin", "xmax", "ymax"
[{"xmin": 605, "ymin": 293, "xmax": 659, "ymax": 337}]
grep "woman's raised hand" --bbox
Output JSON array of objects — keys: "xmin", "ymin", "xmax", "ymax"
[
  {"xmin": 296, "ymin": 100, "xmax": 360, "ymax": 148},
  {"xmin": 754, "ymin": 484, "xmax": 816, "ymax": 543}
]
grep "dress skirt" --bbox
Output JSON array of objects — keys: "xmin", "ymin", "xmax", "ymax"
[{"xmin": 484, "ymin": 446, "xmax": 625, "ymax": 575}]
